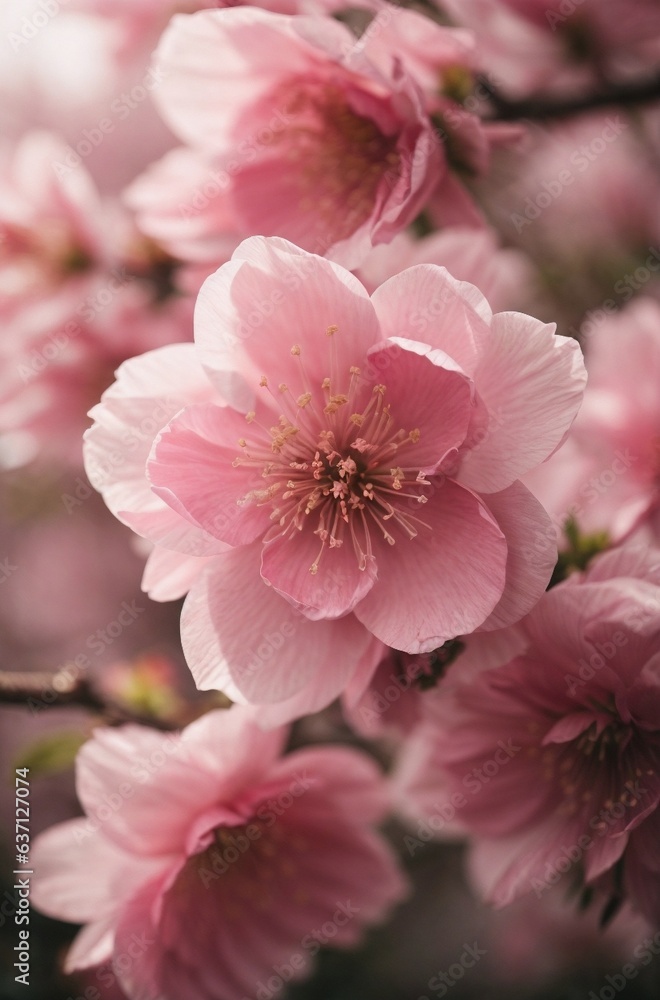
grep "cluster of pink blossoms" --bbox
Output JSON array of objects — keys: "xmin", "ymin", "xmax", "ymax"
[{"xmin": 3, "ymin": 1, "xmax": 660, "ymax": 998}]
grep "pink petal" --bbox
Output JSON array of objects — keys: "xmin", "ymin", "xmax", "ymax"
[
  {"xmin": 583, "ymin": 544, "xmax": 660, "ymax": 587},
  {"xmin": 75, "ymin": 726, "xmax": 221, "ymax": 856},
  {"xmin": 468, "ymin": 830, "xmax": 562, "ymax": 907},
  {"xmin": 125, "ymin": 146, "xmax": 241, "ymax": 265},
  {"xmin": 261, "ymin": 522, "xmax": 378, "ymax": 619},
  {"xmin": 74, "ymin": 709, "xmax": 285, "ymax": 862},
  {"xmin": 113, "ymin": 876, "xmax": 167, "ymax": 1000},
  {"xmin": 270, "ymin": 745, "xmax": 392, "ymax": 825},
  {"xmin": 64, "ymin": 917, "xmax": 116, "ymax": 973},
  {"xmin": 195, "ymin": 236, "xmax": 380, "ymax": 410},
  {"xmin": 478, "ymin": 481, "xmax": 557, "ymax": 631},
  {"xmin": 364, "ymin": 338, "xmax": 475, "ymax": 470},
  {"xmin": 31, "ymin": 819, "xmax": 134, "ymax": 923},
  {"xmin": 250, "ymin": 635, "xmax": 383, "ymax": 727},
  {"xmin": 84, "ymin": 344, "xmax": 224, "ymax": 556},
  {"xmin": 370, "ymin": 263, "xmax": 492, "ymax": 377},
  {"xmin": 141, "ymin": 546, "xmax": 221, "ymax": 601},
  {"xmin": 181, "ymin": 543, "xmax": 373, "ymax": 708},
  {"xmin": 152, "ymin": 9, "xmax": 325, "ymax": 151},
  {"xmin": 458, "ymin": 312, "xmax": 587, "ymax": 494},
  {"xmin": 228, "ymin": 152, "xmax": 354, "ymax": 260},
  {"xmin": 148, "ymin": 402, "xmax": 273, "ymax": 547},
  {"xmin": 542, "ymin": 712, "xmax": 597, "ymax": 745},
  {"xmin": 354, "ymin": 478, "xmax": 507, "ymax": 651},
  {"xmin": 583, "ymin": 829, "xmax": 629, "ymax": 882}
]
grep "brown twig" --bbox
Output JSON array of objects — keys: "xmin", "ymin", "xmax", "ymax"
[
  {"xmin": 0, "ymin": 668, "xmax": 179, "ymax": 730},
  {"xmin": 482, "ymin": 72, "xmax": 660, "ymax": 122}
]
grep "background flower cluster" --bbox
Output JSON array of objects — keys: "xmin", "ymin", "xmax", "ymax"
[{"xmin": 1, "ymin": 1, "xmax": 660, "ymax": 999}]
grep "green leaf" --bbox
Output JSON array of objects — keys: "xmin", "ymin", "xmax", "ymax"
[{"xmin": 14, "ymin": 730, "xmax": 87, "ymax": 778}]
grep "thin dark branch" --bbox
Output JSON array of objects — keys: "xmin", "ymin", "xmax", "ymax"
[
  {"xmin": 482, "ymin": 72, "xmax": 660, "ymax": 122},
  {"xmin": 0, "ymin": 669, "xmax": 179, "ymax": 730}
]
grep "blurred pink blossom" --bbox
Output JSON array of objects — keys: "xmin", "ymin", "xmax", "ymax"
[
  {"xmin": 524, "ymin": 296, "xmax": 660, "ymax": 541},
  {"xmin": 141, "ymin": 7, "xmax": 446, "ymax": 268},
  {"xmin": 355, "ymin": 225, "xmax": 536, "ymax": 310},
  {"xmin": 32, "ymin": 706, "xmax": 406, "ymax": 1000},
  {"xmin": 396, "ymin": 544, "xmax": 660, "ymax": 924}
]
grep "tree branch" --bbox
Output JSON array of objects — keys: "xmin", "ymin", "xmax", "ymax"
[
  {"xmin": 0, "ymin": 668, "xmax": 179, "ymax": 730},
  {"xmin": 482, "ymin": 72, "xmax": 660, "ymax": 122}
]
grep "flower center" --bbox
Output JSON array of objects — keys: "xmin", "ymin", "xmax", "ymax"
[
  {"xmin": 233, "ymin": 329, "xmax": 432, "ymax": 574},
  {"xmin": 281, "ymin": 82, "xmax": 400, "ymax": 240},
  {"xmin": 545, "ymin": 705, "xmax": 659, "ymax": 823},
  {"xmin": 174, "ymin": 820, "xmax": 310, "ymax": 916}
]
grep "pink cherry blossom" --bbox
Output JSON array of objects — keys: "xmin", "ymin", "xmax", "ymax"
[
  {"xmin": 0, "ymin": 130, "xmax": 112, "ymax": 325},
  {"xmin": 0, "ymin": 129, "xmax": 199, "ymax": 467},
  {"xmin": 355, "ymin": 226, "xmax": 535, "ymax": 310},
  {"xmin": 0, "ymin": 282, "xmax": 192, "ymax": 468},
  {"xmin": 355, "ymin": 3, "xmax": 524, "ymax": 223},
  {"xmin": 498, "ymin": 0, "xmax": 660, "ymax": 78},
  {"xmin": 84, "ymin": 235, "xmax": 585, "ymax": 721},
  {"xmin": 32, "ymin": 707, "xmax": 406, "ymax": 1000},
  {"xmin": 478, "ymin": 112, "xmax": 660, "ymax": 330},
  {"xmin": 344, "ymin": 629, "xmax": 525, "ymax": 741},
  {"xmin": 523, "ymin": 296, "xmax": 660, "ymax": 542},
  {"xmin": 143, "ymin": 8, "xmax": 445, "ymax": 268},
  {"xmin": 438, "ymin": 0, "xmax": 571, "ymax": 98},
  {"xmin": 124, "ymin": 145, "xmax": 243, "ymax": 289},
  {"xmin": 395, "ymin": 544, "xmax": 660, "ymax": 924}
]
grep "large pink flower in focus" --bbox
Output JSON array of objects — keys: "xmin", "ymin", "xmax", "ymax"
[
  {"xmin": 143, "ymin": 8, "xmax": 443, "ymax": 268},
  {"xmin": 84, "ymin": 236, "xmax": 585, "ymax": 722},
  {"xmin": 395, "ymin": 545, "xmax": 660, "ymax": 924},
  {"xmin": 32, "ymin": 707, "xmax": 406, "ymax": 1000}
]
